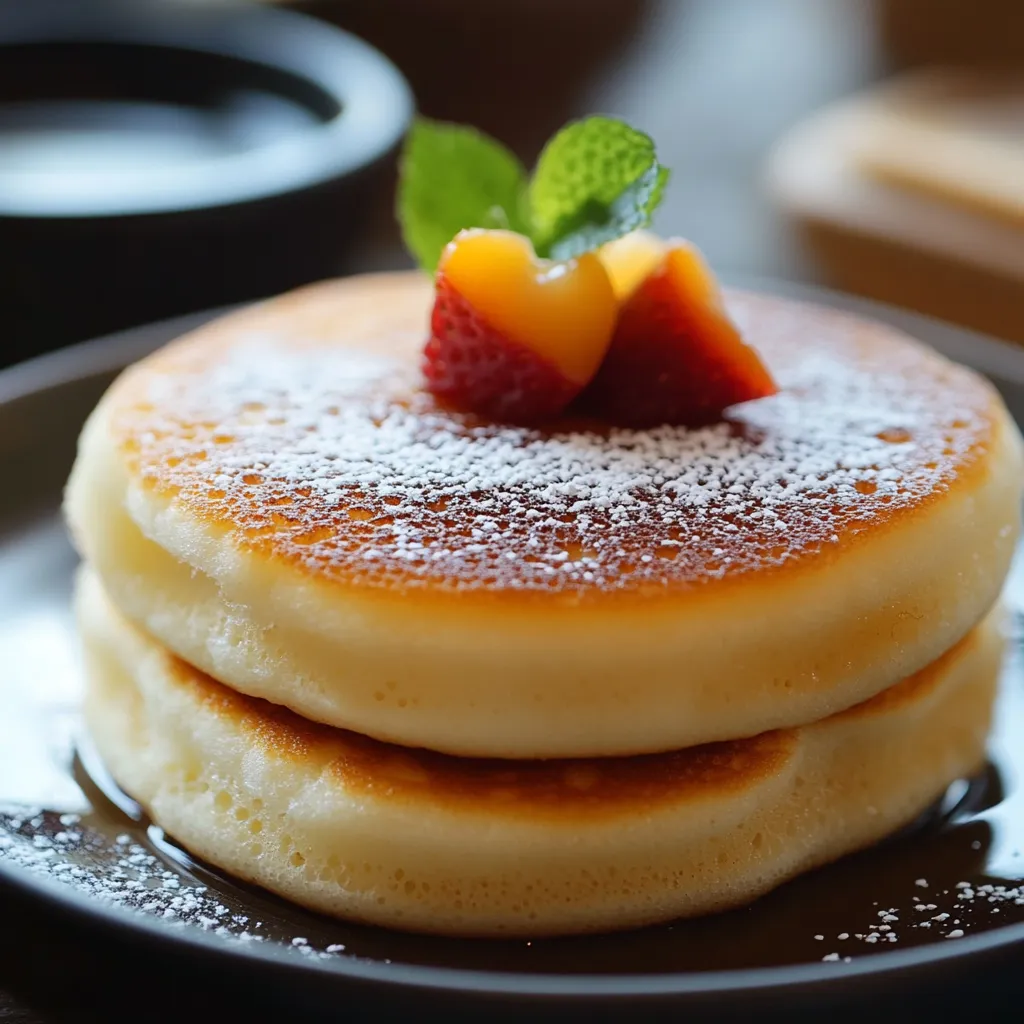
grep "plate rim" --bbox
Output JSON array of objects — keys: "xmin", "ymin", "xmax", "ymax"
[{"xmin": 2, "ymin": 280, "xmax": 1024, "ymax": 1004}]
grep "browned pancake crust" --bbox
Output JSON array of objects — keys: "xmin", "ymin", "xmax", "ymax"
[
  {"xmin": 167, "ymin": 623, "xmax": 979, "ymax": 822},
  {"xmin": 106, "ymin": 274, "xmax": 999, "ymax": 605}
]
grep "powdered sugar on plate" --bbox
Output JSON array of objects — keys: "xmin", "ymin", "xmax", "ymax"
[
  {"xmin": 814, "ymin": 879, "xmax": 1024, "ymax": 963},
  {"xmin": 0, "ymin": 807, "xmax": 348, "ymax": 959}
]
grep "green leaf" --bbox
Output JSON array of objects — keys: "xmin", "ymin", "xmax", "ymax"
[
  {"xmin": 397, "ymin": 117, "xmax": 530, "ymax": 273},
  {"xmin": 545, "ymin": 162, "xmax": 670, "ymax": 261},
  {"xmin": 528, "ymin": 116, "xmax": 667, "ymax": 259}
]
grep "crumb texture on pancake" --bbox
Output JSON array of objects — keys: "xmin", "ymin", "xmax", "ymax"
[
  {"xmin": 77, "ymin": 567, "xmax": 1001, "ymax": 937},
  {"xmin": 106, "ymin": 278, "xmax": 999, "ymax": 594}
]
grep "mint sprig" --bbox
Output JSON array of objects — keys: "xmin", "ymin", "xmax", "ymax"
[
  {"xmin": 529, "ymin": 117, "xmax": 669, "ymax": 260},
  {"xmin": 397, "ymin": 120, "xmax": 530, "ymax": 273},
  {"xmin": 397, "ymin": 115, "xmax": 668, "ymax": 272}
]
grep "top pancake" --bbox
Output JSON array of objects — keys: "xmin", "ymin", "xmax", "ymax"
[
  {"xmin": 64, "ymin": 272, "xmax": 1023, "ymax": 758},
  {"xmin": 102, "ymin": 275, "xmax": 1003, "ymax": 598}
]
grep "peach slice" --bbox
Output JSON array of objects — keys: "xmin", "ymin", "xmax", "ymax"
[
  {"xmin": 423, "ymin": 229, "xmax": 617, "ymax": 422},
  {"xmin": 587, "ymin": 235, "xmax": 777, "ymax": 427},
  {"xmin": 599, "ymin": 229, "xmax": 666, "ymax": 301}
]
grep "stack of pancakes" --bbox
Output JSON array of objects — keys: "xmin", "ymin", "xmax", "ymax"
[{"xmin": 64, "ymin": 273, "xmax": 1024, "ymax": 937}]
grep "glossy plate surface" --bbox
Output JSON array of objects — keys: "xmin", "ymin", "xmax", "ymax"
[{"xmin": 2, "ymin": 284, "xmax": 1024, "ymax": 1020}]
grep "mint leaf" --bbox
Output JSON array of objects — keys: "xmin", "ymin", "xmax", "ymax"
[
  {"xmin": 397, "ymin": 117, "xmax": 529, "ymax": 273},
  {"xmin": 545, "ymin": 162, "xmax": 670, "ymax": 261},
  {"xmin": 528, "ymin": 117, "xmax": 667, "ymax": 259}
]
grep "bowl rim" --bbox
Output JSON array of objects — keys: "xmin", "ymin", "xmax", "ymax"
[{"xmin": 0, "ymin": 0, "xmax": 414, "ymax": 218}]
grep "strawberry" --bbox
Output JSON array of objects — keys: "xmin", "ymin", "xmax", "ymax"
[
  {"xmin": 422, "ymin": 229, "xmax": 617, "ymax": 422},
  {"xmin": 424, "ymin": 275, "xmax": 580, "ymax": 421},
  {"xmin": 587, "ymin": 238, "xmax": 777, "ymax": 427}
]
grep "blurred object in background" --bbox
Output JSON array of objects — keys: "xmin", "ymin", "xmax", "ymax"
[
  {"xmin": 766, "ymin": 70, "xmax": 1024, "ymax": 345},
  {"xmin": 875, "ymin": 0, "xmax": 1024, "ymax": 68},
  {"xmin": 292, "ymin": 0, "xmax": 655, "ymax": 273},
  {"xmin": 12, "ymin": 0, "xmax": 1021, "ymax": 371},
  {"xmin": 0, "ymin": 0, "xmax": 410, "ymax": 366},
  {"xmin": 580, "ymin": 0, "xmax": 876, "ymax": 292},
  {"xmin": 303, "ymin": 0, "xmax": 877, "ymax": 280},
  {"xmin": 294, "ymin": 0, "xmax": 651, "ymax": 159},
  {"xmin": 855, "ymin": 71, "xmax": 1024, "ymax": 225}
]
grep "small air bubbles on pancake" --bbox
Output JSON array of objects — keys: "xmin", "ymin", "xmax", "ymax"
[
  {"xmin": 561, "ymin": 542, "xmax": 597, "ymax": 563},
  {"xmin": 115, "ymin": 292, "xmax": 995, "ymax": 594},
  {"xmin": 877, "ymin": 427, "xmax": 913, "ymax": 444},
  {"xmin": 292, "ymin": 526, "xmax": 335, "ymax": 546}
]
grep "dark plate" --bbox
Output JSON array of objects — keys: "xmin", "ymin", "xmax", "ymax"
[{"xmin": 1, "ymin": 282, "xmax": 1024, "ymax": 1022}]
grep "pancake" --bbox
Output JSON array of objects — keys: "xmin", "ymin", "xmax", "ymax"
[
  {"xmin": 76, "ymin": 566, "xmax": 1003, "ymax": 938},
  {"xmin": 63, "ymin": 272, "xmax": 1024, "ymax": 758}
]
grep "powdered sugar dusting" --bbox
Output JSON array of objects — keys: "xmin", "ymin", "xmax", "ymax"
[
  {"xmin": 112, "ymin": 291, "xmax": 994, "ymax": 592},
  {"xmin": 812, "ymin": 878, "xmax": 1024, "ymax": 962},
  {"xmin": 0, "ymin": 808, "xmax": 347, "ymax": 959}
]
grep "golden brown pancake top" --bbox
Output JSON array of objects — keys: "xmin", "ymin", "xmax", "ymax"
[
  {"xmin": 167, "ymin": 622, "xmax": 976, "ymax": 822},
  {"xmin": 109, "ymin": 274, "xmax": 998, "ymax": 602}
]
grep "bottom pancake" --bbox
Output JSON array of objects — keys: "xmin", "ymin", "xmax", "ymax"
[{"xmin": 75, "ymin": 567, "xmax": 1002, "ymax": 938}]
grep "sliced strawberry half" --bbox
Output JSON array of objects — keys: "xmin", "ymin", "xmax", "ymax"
[
  {"xmin": 586, "ymin": 237, "xmax": 778, "ymax": 428},
  {"xmin": 423, "ymin": 229, "xmax": 617, "ymax": 423}
]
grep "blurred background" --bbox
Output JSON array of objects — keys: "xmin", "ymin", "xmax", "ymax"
[{"xmin": 2, "ymin": 0, "xmax": 1023, "ymax": 366}]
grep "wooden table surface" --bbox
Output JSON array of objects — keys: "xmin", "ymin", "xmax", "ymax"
[{"xmin": 6, "ymin": 1, "xmax": 1016, "ymax": 1020}]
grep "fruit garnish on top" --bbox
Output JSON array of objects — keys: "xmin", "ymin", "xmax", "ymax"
[
  {"xmin": 591, "ymin": 232, "xmax": 777, "ymax": 428},
  {"xmin": 397, "ymin": 115, "xmax": 776, "ymax": 426}
]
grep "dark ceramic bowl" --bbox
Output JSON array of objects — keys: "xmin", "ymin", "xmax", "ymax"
[{"xmin": 0, "ymin": 0, "xmax": 413, "ymax": 362}]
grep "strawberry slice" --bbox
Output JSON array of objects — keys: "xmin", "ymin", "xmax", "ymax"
[
  {"xmin": 423, "ymin": 229, "xmax": 617, "ymax": 422},
  {"xmin": 586, "ymin": 238, "xmax": 777, "ymax": 428},
  {"xmin": 425, "ymin": 276, "xmax": 581, "ymax": 421}
]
